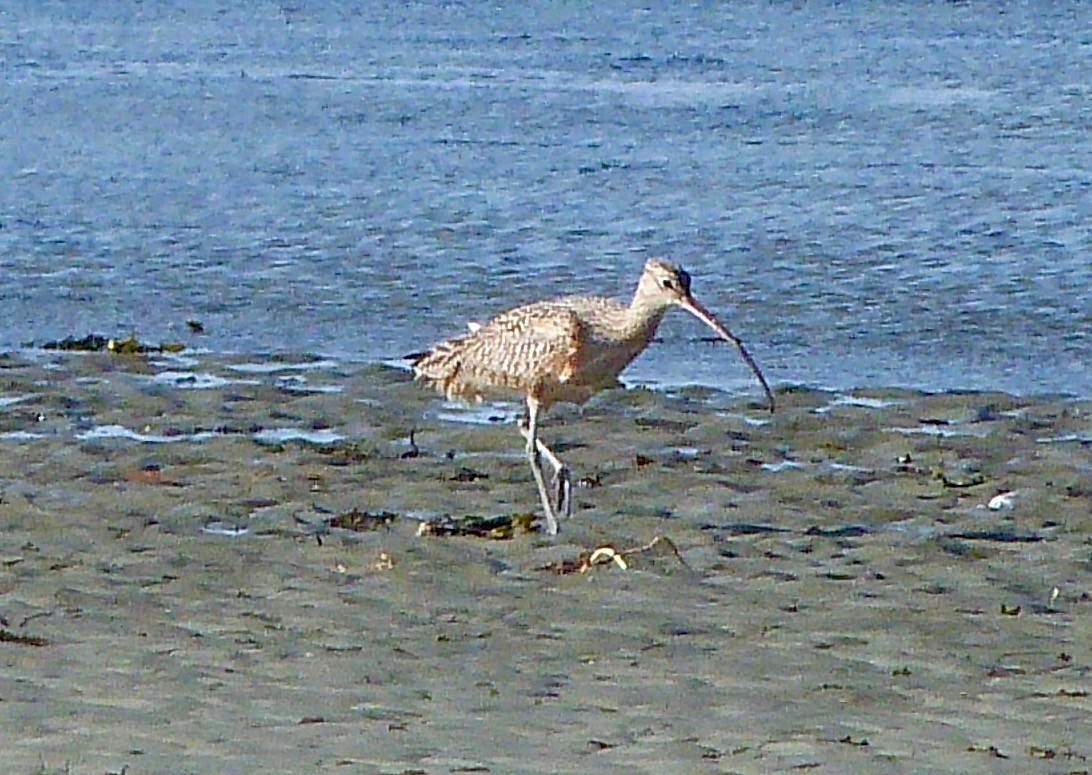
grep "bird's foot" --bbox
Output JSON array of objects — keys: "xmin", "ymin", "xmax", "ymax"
[
  {"xmin": 554, "ymin": 465, "xmax": 572, "ymax": 519},
  {"xmin": 540, "ymin": 503, "xmax": 560, "ymax": 536}
]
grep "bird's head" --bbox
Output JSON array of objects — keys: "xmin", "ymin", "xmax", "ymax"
[
  {"xmin": 637, "ymin": 258, "xmax": 694, "ymax": 308},
  {"xmin": 636, "ymin": 258, "xmax": 776, "ymax": 413}
]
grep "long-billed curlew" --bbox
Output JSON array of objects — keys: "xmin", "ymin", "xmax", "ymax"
[{"xmin": 410, "ymin": 258, "xmax": 775, "ymax": 535}]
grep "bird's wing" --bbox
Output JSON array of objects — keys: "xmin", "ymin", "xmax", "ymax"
[
  {"xmin": 470, "ymin": 303, "xmax": 583, "ymax": 386},
  {"xmin": 414, "ymin": 303, "xmax": 583, "ymax": 401}
]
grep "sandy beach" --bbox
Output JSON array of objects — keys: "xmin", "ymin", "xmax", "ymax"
[{"xmin": 1, "ymin": 349, "xmax": 1089, "ymax": 774}]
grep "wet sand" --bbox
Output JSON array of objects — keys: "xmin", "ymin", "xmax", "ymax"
[{"xmin": 1, "ymin": 350, "xmax": 1089, "ymax": 774}]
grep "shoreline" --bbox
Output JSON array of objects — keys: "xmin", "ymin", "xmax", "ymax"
[
  {"xmin": 14, "ymin": 336, "xmax": 1092, "ymax": 404},
  {"xmin": 1, "ymin": 349, "xmax": 1089, "ymax": 773}
]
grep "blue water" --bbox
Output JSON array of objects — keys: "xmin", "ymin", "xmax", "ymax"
[{"xmin": 1, "ymin": 2, "xmax": 1089, "ymax": 397}]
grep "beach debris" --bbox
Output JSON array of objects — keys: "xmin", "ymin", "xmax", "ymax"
[
  {"xmin": 588, "ymin": 546, "xmax": 629, "ymax": 570},
  {"xmin": 894, "ymin": 454, "xmax": 991, "ymax": 490},
  {"xmin": 449, "ymin": 466, "xmax": 489, "ymax": 482},
  {"xmin": 634, "ymin": 416, "xmax": 699, "ymax": 433},
  {"xmin": 987, "ymin": 490, "xmax": 1018, "ymax": 510},
  {"xmin": 634, "ymin": 453, "xmax": 655, "ymax": 468},
  {"xmin": 935, "ymin": 468, "xmax": 986, "ymax": 488},
  {"xmin": 967, "ymin": 744, "xmax": 1009, "ymax": 759},
  {"xmin": 804, "ymin": 524, "xmax": 870, "ymax": 538},
  {"xmin": 374, "ymin": 551, "xmax": 395, "ymax": 571},
  {"xmin": 416, "ymin": 512, "xmax": 536, "ymax": 539},
  {"xmin": 541, "ymin": 552, "xmax": 605, "ymax": 575},
  {"xmin": 1027, "ymin": 744, "xmax": 1088, "ymax": 762},
  {"xmin": 944, "ymin": 529, "xmax": 1043, "ymax": 543},
  {"xmin": 305, "ymin": 471, "xmax": 326, "ymax": 491},
  {"xmin": 122, "ymin": 464, "xmax": 182, "ymax": 486},
  {"xmin": 576, "ymin": 472, "xmax": 603, "ymax": 489},
  {"xmin": 332, "ymin": 551, "xmax": 395, "ymax": 573},
  {"xmin": 700, "ymin": 522, "xmax": 789, "ymax": 536},
  {"xmin": 541, "ymin": 535, "xmax": 690, "ymax": 575},
  {"xmin": 315, "ymin": 441, "xmax": 372, "ymax": 465},
  {"xmin": 838, "ymin": 736, "xmax": 870, "ymax": 747},
  {"xmin": 42, "ymin": 333, "xmax": 184, "ymax": 354},
  {"xmin": 325, "ymin": 508, "xmax": 397, "ymax": 532},
  {"xmin": 1065, "ymin": 482, "xmax": 1092, "ymax": 498},
  {"xmin": 185, "ymin": 319, "xmax": 205, "ymax": 333},
  {"xmin": 0, "ymin": 628, "xmax": 49, "ymax": 647}
]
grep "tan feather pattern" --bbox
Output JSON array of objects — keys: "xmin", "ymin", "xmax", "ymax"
[{"xmin": 412, "ymin": 301, "xmax": 584, "ymax": 405}]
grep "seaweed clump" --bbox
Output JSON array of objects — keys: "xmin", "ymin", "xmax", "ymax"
[
  {"xmin": 42, "ymin": 334, "xmax": 184, "ymax": 354},
  {"xmin": 325, "ymin": 508, "xmax": 398, "ymax": 532},
  {"xmin": 416, "ymin": 512, "xmax": 536, "ymax": 539}
]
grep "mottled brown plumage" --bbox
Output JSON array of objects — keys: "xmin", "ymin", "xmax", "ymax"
[{"xmin": 412, "ymin": 258, "xmax": 774, "ymax": 535}]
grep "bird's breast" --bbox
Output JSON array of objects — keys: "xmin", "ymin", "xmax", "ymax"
[{"xmin": 568, "ymin": 322, "xmax": 658, "ymax": 385}]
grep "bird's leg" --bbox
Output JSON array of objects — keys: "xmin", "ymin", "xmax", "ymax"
[
  {"xmin": 523, "ymin": 398, "xmax": 560, "ymax": 535},
  {"xmin": 538, "ymin": 438, "xmax": 571, "ymax": 519},
  {"xmin": 528, "ymin": 453, "xmax": 561, "ymax": 536},
  {"xmin": 521, "ymin": 398, "xmax": 571, "ymax": 522},
  {"xmin": 518, "ymin": 425, "xmax": 571, "ymax": 519}
]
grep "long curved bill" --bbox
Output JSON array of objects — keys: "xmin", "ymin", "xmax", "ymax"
[{"xmin": 678, "ymin": 296, "xmax": 776, "ymax": 413}]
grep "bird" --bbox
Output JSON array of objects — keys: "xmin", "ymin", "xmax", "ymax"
[{"xmin": 410, "ymin": 258, "xmax": 775, "ymax": 535}]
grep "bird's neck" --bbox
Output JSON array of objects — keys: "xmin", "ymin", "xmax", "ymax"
[{"xmin": 626, "ymin": 295, "xmax": 670, "ymax": 339}]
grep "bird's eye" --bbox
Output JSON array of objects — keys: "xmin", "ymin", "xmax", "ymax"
[{"xmin": 661, "ymin": 279, "xmax": 675, "ymax": 290}]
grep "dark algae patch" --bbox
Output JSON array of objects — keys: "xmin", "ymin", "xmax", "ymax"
[
  {"xmin": 325, "ymin": 508, "xmax": 398, "ymax": 532},
  {"xmin": 41, "ymin": 333, "xmax": 185, "ymax": 354},
  {"xmin": 416, "ymin": 512, "xmax": 536, "ymax": 538},
  {"xmin": 0, "ymin": 628, "xmax": 49, "ymax": 647}
]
